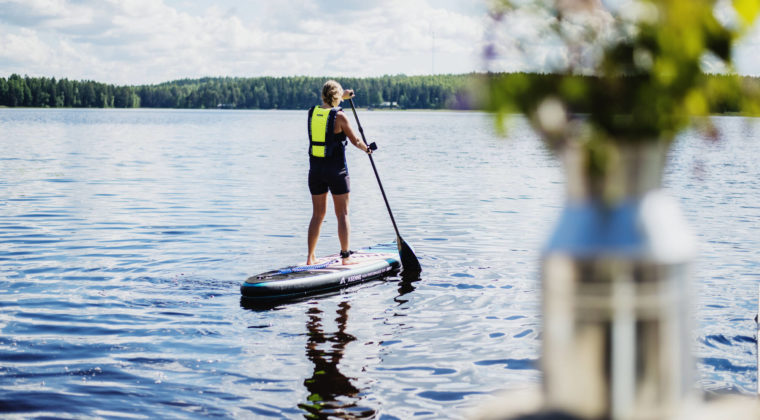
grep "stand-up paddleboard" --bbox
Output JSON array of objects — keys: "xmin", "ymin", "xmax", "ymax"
[{"xmin": 241, "ymin": 243, "xmax": 400, "ymax": 301}]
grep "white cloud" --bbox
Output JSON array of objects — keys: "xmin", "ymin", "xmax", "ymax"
[
  {"xmin": 0, "ymin": 0, "xmax": 99, "ymax": 31},
  {"xmin": 0, "ymin": 0, "xmax": 489, "ymax": 84},
  {"xmin": 3, "ymin": 0, "xmax": 757, "ymax": 84},
  {"xmin": 484, "ymin": 5, "xmax": 566, "ymax": 73},
  {"xmin": 0, "ymin": 27, "xmax": 53, "ymax": 70}
]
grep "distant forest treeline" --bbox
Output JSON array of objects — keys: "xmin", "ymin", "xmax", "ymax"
[
  {"xmin": 0, "ymin": 74, "xmax": 477, "ymax": 110},
  {"xmin": 1, "ymin": 73, "xmax": 758, "ymax": 113}
]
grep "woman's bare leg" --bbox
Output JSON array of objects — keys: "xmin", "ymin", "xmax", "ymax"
[
  {"xmin": 307, "ymin": 193, "xmax": 328, "ymax": 265},
  {"xmin": 332, "ymin": 193, "xmax": 356, "ymax": 265}
]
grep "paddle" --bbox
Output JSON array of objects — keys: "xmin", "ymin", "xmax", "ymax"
[{"xmin": 348, "ymin": 98, "xmax": 422, "ymax": 273}]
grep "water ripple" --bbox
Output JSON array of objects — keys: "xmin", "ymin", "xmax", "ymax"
[{"xmin": 1, "ymin": 110, "xmax": 758, "ymax": 417}]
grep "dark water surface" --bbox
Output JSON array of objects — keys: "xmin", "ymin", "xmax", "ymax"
[{"xmin": 1, "ymin": 109, "xmax": 758, "ymax": 418}]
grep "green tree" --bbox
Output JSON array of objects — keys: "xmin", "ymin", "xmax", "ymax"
[
  {"xmin": 369, "ymin": 89, "xmax": 383, "ymax": 106},
  {"xmin": 0, "ymin": 77, "xmax": 8, "ymax": 106},
  {"xmin": 9, "ymin": 77, "xmax": 24, "ymax": 106},
  {"xmin": 254, "ymin": 84, "xmax": 269, "ymax": 108},
  {"xmin": 22, "ymin": 82, "xmax": 32, "ymax": 107},
  {"xmin": 81, "ymin": 83, "xmax": 96, "ymax": 107}
]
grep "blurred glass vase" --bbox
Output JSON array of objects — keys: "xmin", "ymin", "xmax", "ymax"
[{"xmin": 541, "ymin": 137, "xmax": 696, "ymax": 419}]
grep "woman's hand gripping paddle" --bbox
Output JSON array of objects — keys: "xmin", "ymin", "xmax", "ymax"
[{"xmin": 348, "ymin": 98, "xmax": 422, "ymax": 273}]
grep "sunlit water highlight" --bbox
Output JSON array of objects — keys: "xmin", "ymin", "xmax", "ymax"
[{"xmin": 1, "ymin": 109, "xmax": 758, "ymax": 418}]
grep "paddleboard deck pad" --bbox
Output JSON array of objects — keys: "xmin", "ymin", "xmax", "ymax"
[{"xmin": 241, "ymin": 243, "xmax": 400, "ymax": 300}]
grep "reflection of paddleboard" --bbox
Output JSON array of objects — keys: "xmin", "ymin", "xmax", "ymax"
[{"xmin": 240, "ymin": 243, "xmax": 400, "ymax": 301}]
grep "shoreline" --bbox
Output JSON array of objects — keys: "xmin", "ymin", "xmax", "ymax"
[
  {"xmin": 0, "ymin": 106, "xmax": 481, "ymax": 112},
  {"xmin": 0, "ymin": 106, "xmax": 748, "ymax": 116}
]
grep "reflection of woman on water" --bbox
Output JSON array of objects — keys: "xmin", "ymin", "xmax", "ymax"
[
  {"xmin": 307, "ymin": 80, "xmax": 372, "ymax": 266},
  {"xmin": 299, "ymin": 301, "xmax": 374, "ymax": 418}
]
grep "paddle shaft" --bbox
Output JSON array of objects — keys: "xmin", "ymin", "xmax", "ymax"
[{"xmin": 347, "ymin": 98, "xmax": 402, "ymax": 241}]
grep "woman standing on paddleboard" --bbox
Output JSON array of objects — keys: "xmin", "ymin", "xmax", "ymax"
[{"xmin": 307, "ymin": 80, "xmax": 372, "ymax": 265}]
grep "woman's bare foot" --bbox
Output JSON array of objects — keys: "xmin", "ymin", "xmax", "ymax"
[
  {"xmin": 341, "ymin": 258, "xmax": 358, "ymax": 265},
  {"xmin": 341, "ymin": 257, "xmax": 359, "ymax": 265},
  {"xmin": 340, "ymin": 250, "xmax": 358, "ymax": 265},
  {"xmin": 306, "ymin": 255, "xmax": 318, "ymax": 265}
]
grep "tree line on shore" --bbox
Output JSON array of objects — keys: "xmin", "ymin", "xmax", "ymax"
[
  {"xmin": 0, "ymin": 72, "xmax": 757, "ymax": 113},
  {"xmin": 0, "ymin": 74, "xmax": 476, "ymax": 110}
]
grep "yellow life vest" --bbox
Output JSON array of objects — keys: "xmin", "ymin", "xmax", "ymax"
[{"xmin": 308, "ymin": 106, "xmax": 345, "ymax": 158}]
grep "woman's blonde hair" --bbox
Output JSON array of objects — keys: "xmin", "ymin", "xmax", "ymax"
[{"xmin": 322, "ymin": 80, "xmax": 343, "ymax": 107}]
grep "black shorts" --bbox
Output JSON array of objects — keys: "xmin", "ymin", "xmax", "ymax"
[{"xmin": 308, "ymin": 165, "xmax": 350, "ymax": 195}]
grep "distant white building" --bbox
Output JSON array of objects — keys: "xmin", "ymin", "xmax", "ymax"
[{"xmin": 378, "ymin": 101, "xmax": 399, "ymax": 108}]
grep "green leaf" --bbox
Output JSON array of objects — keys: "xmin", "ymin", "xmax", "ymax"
[{"xmin": 734, "ymin": 0, "xmax": 760, "ymax": 26}]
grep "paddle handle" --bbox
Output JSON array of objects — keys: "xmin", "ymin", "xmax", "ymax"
[{"xmin": 348, "ymin": 98, "xmax": 402, "ymax": 242}]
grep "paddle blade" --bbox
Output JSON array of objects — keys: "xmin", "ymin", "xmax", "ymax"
[{"xmin": 397, "ymin": 237, "xmax": 421, "ymax": 273}]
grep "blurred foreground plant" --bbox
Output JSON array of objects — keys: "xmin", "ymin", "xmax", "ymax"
[
  {"xmin": 487, "ymin": 0, "xmax": 760, "ymax": 150},
  {"xmin": 480, "ymin": 4, "xmax": 760, "ymax": 419}
]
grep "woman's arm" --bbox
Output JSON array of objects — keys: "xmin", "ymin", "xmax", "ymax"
[{"xmin": 335, "ymin": 112, "xmax": 370, "ymax": 154}]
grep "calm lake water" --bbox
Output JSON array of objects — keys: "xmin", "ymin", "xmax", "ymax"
[{"xmin": 1, "ymin": 108, "xmax": 758, "ymax": 418}]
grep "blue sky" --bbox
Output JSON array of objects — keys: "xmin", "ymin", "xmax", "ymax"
[{"xmin": 0, "ymin": 0, "xmax": 758, "ymax": 85}]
